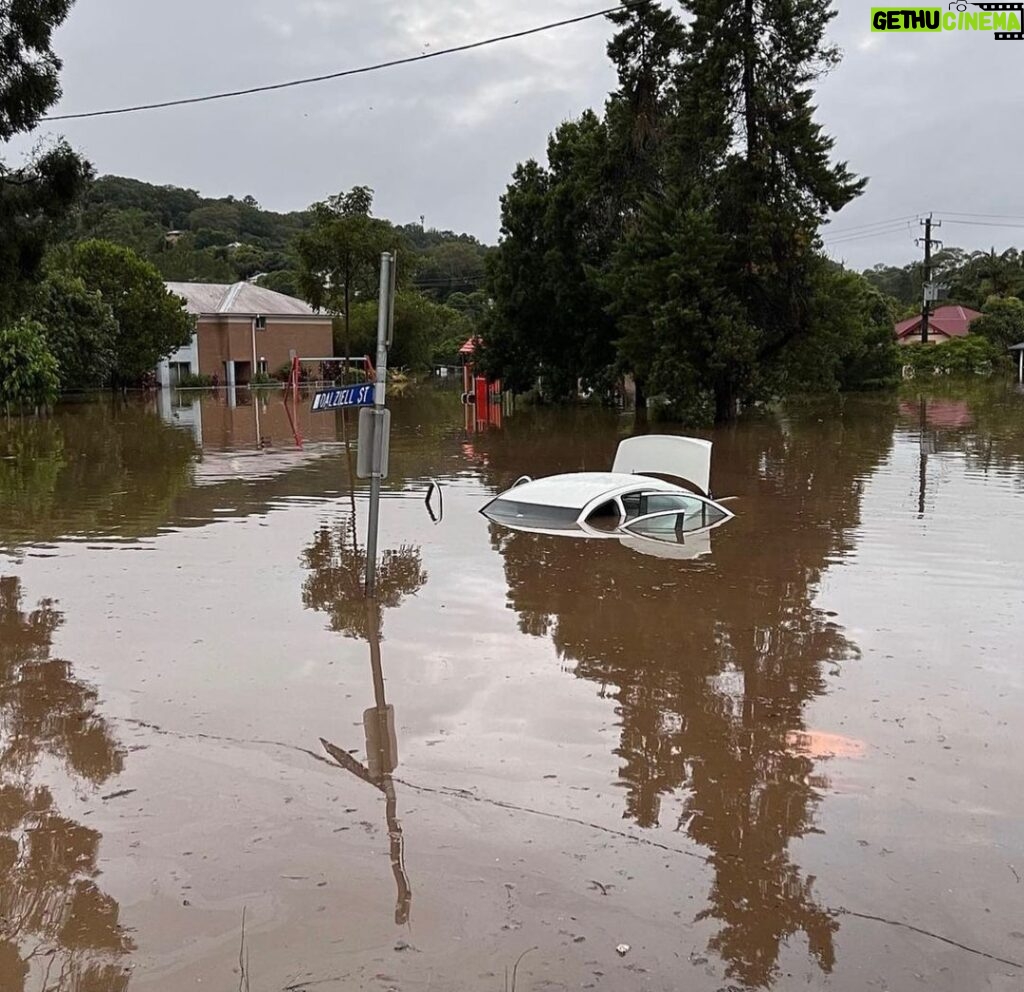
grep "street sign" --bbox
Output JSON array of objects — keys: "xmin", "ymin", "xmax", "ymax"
[
  {"xmin": 357, "ymin": 407, "xmax": 391, "ymax": 479},
  {"xmin": 310, "ymin": 383, "xmax": 375, "ymax": 412}
]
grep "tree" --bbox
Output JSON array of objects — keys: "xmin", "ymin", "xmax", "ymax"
[
  {"xmin": 0, "ymin": 319, "xmax": 60, "ymax": 413},
  {"xmin": 412, "ymin": 240, "xmax": 488, "ymax": 301},
  {"xmin": 66, "ymin": 240, "xmax": 193, "ymax": 386},
  {"xmin": 1, "ymin": 1, "xmax": 92, "ymax": 322},
  {"xmin": 31, "ymin": 270, "xmax": 117, "ymax": 390},
  {"xmin": 782, "ymin": 264, "xmax": 899, "ymax": 393},
  {"xmin": 346, "ymin": 291, "xmax": 472, "ymax": 370},
  {"xmin": 971, "ymin": 295, "xmax": 1024, "ymax": 352},
  {"xmin": 295, "ymin": 186, "xmax": 401, "ymax": 360},
  {"xmin": 648, "ymin": 0, "xmax": 864, "ymax": 420},
  {"xmin": 485, "ymin": 113, "xmax": 621, "ymax": 400}
]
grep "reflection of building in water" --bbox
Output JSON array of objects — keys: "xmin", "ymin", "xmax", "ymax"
[
  {"xmin": 0, "ymin": 577, "xmax": 133, "ymax": 991},
  {"xmin": 156, "ymin": 391, "xmax": 352, "ymax": 484},
  {"xmin": 485, "ymin": 407, "xmax": 897, "ymax": 988},
  {"xmin": 158, "ymin": 391, "xmax": 345, "ymax": 451}
]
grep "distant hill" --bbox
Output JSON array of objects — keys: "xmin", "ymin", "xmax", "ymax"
[{"xmin": 75, "ymin": 176, "xmax": 491, "ymax": 302}]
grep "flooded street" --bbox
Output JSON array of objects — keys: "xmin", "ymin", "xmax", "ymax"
[{"xmin": 1, "ymin": 385, "xmax": 1023, "ymax": 992}]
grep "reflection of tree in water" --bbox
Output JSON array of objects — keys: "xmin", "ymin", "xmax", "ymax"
[
  {"xmin": 487, "ymin": 402, "xmax": 897, "ymax": 988},
  {"xmin": 301, "ymin": 518, "xmax": 427, "ymax": 639},
  {"xmin": 0, "ymin": 576, "xmax": 133, "ymax": 991},
  {"xmin": 0, "ymin": 401, "xmax": 197, "ymax": 549}
]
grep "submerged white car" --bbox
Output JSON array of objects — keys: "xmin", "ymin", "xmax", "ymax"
[{"xmin": 481, "ymin": 435, "xmax": 734, "ymax": 559}]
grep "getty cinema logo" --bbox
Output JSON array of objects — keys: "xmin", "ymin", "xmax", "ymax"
[{"xmin": 871, "ymin": 1, "xmax": 1024, "ymax": 37}]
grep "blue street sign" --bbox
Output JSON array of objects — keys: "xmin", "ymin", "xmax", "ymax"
[{"xmin": 310, "ymin": 383, "xmax": 376, "ymax": 412}]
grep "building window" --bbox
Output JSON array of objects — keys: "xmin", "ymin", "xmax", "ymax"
[{"xmin": 255, "ymin": 315, "xmax": 267, "ymax": 331}]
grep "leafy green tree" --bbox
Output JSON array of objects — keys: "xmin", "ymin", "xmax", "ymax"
[
  {"xmin": 295, "ymin": 186, "xmax": 401, "ymax": 359},
  {"xmin": 346, "ymin": 291, "xmax": 470, "ymax": 369},
  {"xmin": 485, "ymin": 113, "xmax": 621, "ymax": 399},
  {"xmin": 66, "ymin": 240, "xmax": 193, "ymax": 386},
  {"xmin": 972, "ymin": 295, "xmax": 1024, "ymax": 352},
  {"xmin": 412, "ymin": 240, "xmax": 488, "ymax": 301},
  {"xmin": 0, "ymin": 319, "xmax": 60, "ymax": 413},
  {"xmin": 782, "ymin": 264, "xmax": 899, "ymax": 393},
  {"xmin": 949, "ymin": 248, "xmax": 1024, "ymax": 307},
  {"xmin": 256, "ymin": 269, "xmax": 302, "ymax": 298},
  {"xmin": 1, "ymin": 1, "xmax": 92, "ymax": 322},
  {"xmin": 31, "ymin": 270, "xmax": 117, "ymax": 390}
]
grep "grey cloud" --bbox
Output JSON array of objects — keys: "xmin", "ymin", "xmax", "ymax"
[{"xmin": 5, "ymin": 0, "xmax": 1022, "ymax": 268}]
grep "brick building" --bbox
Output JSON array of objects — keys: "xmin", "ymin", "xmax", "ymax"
[{"xmin": 157, "ymin": 282, "xmax": 334, "ymax": 386}]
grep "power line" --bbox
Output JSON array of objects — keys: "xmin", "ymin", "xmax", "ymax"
[
  {"xmin": 939, "ymin": 219, "xmax": 1024, "ymax": 230},
  {"xmin": 42, "ymin": 0, "xmax": 654, "ymax": 123},
  {"xmin": 821, "ymin": 213, "xmax": 920, "ymax": 238},
  {"xmin": 822, "ymin": 222, "xmax": 917, "ymax": 246},
  {"xmin": 936, "ymin": 210, "xmax": 1024, "ymax": 222}
]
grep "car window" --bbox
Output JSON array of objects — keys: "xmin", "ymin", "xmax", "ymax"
[
  {"xmin": 483, "ymin": 499, "xmax": 582, "ymax": 529},
  {"xmin": 625, "ymin": 502, "xmax": 728, "ymax": 537},
  {"xmin": 622, "ymin": 491, "xmax": 704, "ymax": 520}
]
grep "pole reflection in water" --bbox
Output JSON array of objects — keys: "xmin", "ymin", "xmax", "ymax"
[
  {"xmin": 301, "ymin": 516, "xmax": 426, "ymax": 927},
  {"xmin": 0, "ymin": 576, "xmax": 133, "ymax": 991},
  {"xmin": 320, "ymin": 599, "xmax": 411, "ymax": 925}
]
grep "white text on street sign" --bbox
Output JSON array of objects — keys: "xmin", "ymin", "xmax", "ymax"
[{"xmin": 310, "ymin": 384, "xmax": 375, "ymax": 412}]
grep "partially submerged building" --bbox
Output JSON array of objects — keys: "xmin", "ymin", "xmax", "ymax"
[{"xmin": 158, "ymin": 282, "xmax": 334, "ymax": 387}]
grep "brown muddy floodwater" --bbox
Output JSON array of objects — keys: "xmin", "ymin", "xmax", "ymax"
[{"xmin": 1, "ymin": 384, "xmax": 1023, "ymax": 992}]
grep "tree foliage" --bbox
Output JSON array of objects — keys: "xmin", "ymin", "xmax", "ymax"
[
  {"xmin": 31, "ymin": 270, "xmax": 117, "ymax": 390},
  {"xmin": 0, "ymin": 319, "xmax": 60, "ymax": 412},
  {"xmin": 1, "ymin": 1, "xmax": 92, "ymax": 323},
  {"xmin": 972, "ymin": 294, "xmax": 1024, "ymax": 351},
  {"xmin": 346, "ymin": 291, "xmax": 473, "ymax": 369},
  {"xmin": 485, "ymin": 0, "xmax": 869, "ymax": 420},
  {"xmin": 65, "ymin": 240, "xmax": 193, "ymax": 386},
  {"xmin": 295, "ymin": 187, "xmax": 402, "ymax": 357}
]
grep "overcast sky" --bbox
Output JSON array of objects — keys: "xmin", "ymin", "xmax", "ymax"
[{"xmin": 9, "ymin": 0, "xmax": 1024, "ymax": 268}]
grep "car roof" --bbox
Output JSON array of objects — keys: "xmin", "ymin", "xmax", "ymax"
[{"xmin": 495, "ymin": 472, "xmax": 682, "ymax": 509}]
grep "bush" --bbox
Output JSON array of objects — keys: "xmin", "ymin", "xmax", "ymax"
[
  {"xmin": 902, "ymin": 336, "xmax": 1002, "ymax": 378},
  {"xmin": 0, "ymin": 320, "xmax": 61, "ymax": 413},
  {"xmin": 249, "ymin": 371, "xmax": 278, "ymax": 386},
  {"xmin": 176, "ymin": 372, "xmax": 214, "ymax": 388}
]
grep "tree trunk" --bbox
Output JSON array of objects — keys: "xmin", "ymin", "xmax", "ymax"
[
  {"xmin": 714, "ymin": 383, "xmax": 737, "ymax": 424},
  {"xmin": 743, "ymin": 0, "xmax": 757, "ymax": 164},
  {"xmin": 634, "ymin": 377, "xmax": 649, "ymax": 425}
]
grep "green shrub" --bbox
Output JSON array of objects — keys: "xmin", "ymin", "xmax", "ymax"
[
  {"xmin": 0, "ymin": 320, "xmax": 60, "ymax": 414},
  {"xmin": 176, "ymin": 372, "xmax": 214, "ymax": 388},
  {"xmin": 249, "ymin": 371, "xmax": 278, "ymax": 386},
  {"xmin": 902, "ymin": 336, "xmax": 1002, "ymax": 378}
]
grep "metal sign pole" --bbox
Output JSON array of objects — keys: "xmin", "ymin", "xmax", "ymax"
[{"xmin": 365, "ymin": 252, "xmax": 394, "ymax": 597}]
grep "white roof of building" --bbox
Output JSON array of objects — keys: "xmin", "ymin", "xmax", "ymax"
[{"xmin": 165, "ymin": 281, "xmax": 320, "ymax": 317}]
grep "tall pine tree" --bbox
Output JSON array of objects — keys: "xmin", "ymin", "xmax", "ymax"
[{"xmin": 677, "ymin": 0, "xmax": 865, "ymax": 418}]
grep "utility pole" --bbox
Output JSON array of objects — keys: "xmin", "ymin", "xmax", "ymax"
[
  {"xmin": 365, "ymin": 251, "xmax": 396, "ymax": 597},
  {"xmin": 917, "ymin": 214, "xmax": 943, "ymax": 344}
]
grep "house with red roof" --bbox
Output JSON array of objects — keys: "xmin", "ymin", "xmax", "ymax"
[{"xmin": 894, "ymin": 305, "xmax": 982, "ymax": 346}]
